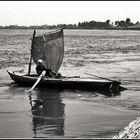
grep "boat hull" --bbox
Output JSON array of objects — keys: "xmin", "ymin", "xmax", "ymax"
[{"xmin": 7, "ymin": 70, "xmax": 121, "ymax": 93}]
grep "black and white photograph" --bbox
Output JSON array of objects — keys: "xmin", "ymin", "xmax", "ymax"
[{"xmin": 0, "ymin": 1, "xmax": 140, "ymax": 139}]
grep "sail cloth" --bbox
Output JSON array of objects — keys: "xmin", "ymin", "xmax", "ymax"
[{"xmin": 31, "ymin": 29, "xmax": 64, "ymax": 73}]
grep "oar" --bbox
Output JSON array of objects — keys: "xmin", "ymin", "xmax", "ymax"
[
  {"xmin": 26, "ymin": 71, "xmax": 46, "ymax": 93},
  {"xmin": 84, "ymin": 72, "xmax": 121, "ymax": 84}
]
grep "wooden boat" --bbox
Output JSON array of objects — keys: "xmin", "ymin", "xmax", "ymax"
[
  {"xmin": 7, "ymin": 70, "xmax": 122, "ymax": 93},
  {"xmin": 7, "ymin": 27, "xmax": 124, "ymax": 93}
]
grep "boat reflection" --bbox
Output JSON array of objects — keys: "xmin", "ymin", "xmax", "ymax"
[{"xmin": 29, "ymin": 88, "xmax": 65, "ymax": 138}]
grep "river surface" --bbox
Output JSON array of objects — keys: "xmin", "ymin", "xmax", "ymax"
[{"xmin": 0, "ymin": 29, "xmax": 140, "ymax": 138}]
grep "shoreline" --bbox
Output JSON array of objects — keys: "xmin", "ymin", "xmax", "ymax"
[{"xmin": 113, "ymin": 117, "xmax": 140, "ymax": 139}]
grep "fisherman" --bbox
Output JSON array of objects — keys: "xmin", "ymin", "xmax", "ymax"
[
  {"xmin": 36, "ymin": 59, "xmax": 62, "ymax": 78},
  {"xmin": 36, "ymin": 59, "xmax": 53, "ymax": 78},
  {"xmin": 36, "ymin": 59, "xmax": 47, "ymax": 76}
]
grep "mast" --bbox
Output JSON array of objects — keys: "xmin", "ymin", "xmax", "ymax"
[{"xmin": 28, "ymin": 30, "xmax": 36, "ymax": 75}]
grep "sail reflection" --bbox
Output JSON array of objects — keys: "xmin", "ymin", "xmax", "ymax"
[{"xmin": 29, "ymin": 88, "xmax": 65, "ymax": 138}]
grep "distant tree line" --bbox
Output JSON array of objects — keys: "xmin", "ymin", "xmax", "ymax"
[
  {"xmin": 115, "ymin": 18, "xmax": 135, "ymax": 28},
  {"xmin": 0, "ymin": 24, "xmax": 78, "ymax": 29},
  {"xmin": 0, "ymin": 18, "xmax": 139, "ymax": 30},
  {"xmin": 78, "ymin": 18, "xmax": 138, "ymax": 29},
  {"xmin": 78, "ymin": 19, "xmax": 111, "ymax": 29}
]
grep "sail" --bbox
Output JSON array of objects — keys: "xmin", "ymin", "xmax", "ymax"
[{"xmin": 31, "ymin": 28, "xmax": 64, "ymax": 73}]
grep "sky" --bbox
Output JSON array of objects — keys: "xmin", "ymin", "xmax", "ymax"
[{"xmin": 0, "ymin": 1, "xmax": 140, "ymax": 26}]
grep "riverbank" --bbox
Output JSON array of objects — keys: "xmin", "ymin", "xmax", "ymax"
[{"xmin": 113, "ymin": 117, "xmax": 140, "ymax": 139}]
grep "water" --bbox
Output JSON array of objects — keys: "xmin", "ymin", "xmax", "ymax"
[{"xmin": 0, "ymin": 29, "xmax": 140, "ymax": 138}]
